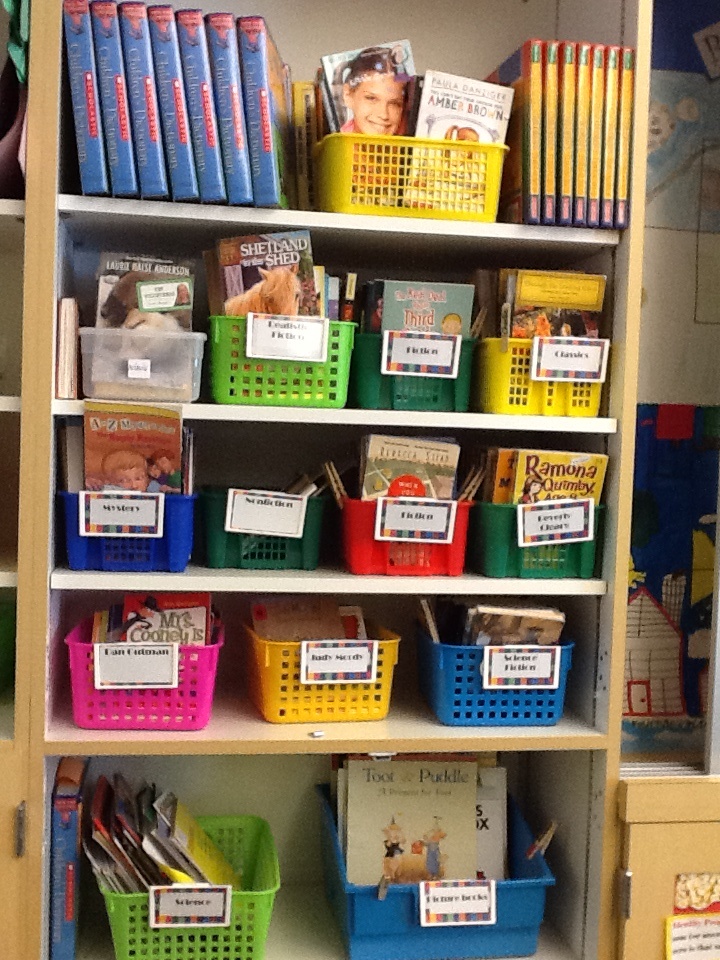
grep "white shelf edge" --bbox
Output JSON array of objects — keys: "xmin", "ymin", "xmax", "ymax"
[
  {"xmin": 0, "ymin": 396, "xmax": 21, "ymax": 413},
  {"xmin": 52, "ymin": 399, "xmax": 617, "ymax": 434},
  {"xmin": 0, "ymin": 199, "xmax": 24, "ymax": 220}
]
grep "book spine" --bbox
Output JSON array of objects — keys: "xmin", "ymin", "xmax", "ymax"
[
  {"xmin": 614, "ymin": 47, "xmax": 634, "ymax": 229},
  {"xmin": 586, "ymin": 44, "xmax": 605, "ymax": 228},
  {"xmin": 541, "ymin": 40, "xmax": 558, "ymax": 225},
  {"xmin": 525, "ymin": 40, "xmax": 543, "ymax": 225},
  {"xmin": 573, "ymin": 42, "xmax": 592, "ymax": 225},
  {"xmin": 293, "ymin": 80, "xmax": 315, "ymax": 211},
  {"xmin": 90, "ymin": 2, "xmax": 138, "ymax": 197},
  {"xmin": 49, "ymin": 801, "xmax": 80, "ymax": 960},
  {"xmin": 327, "ymin": 275, "xmax": 339, "ymax": 320},
  {"xmin": 118, "ymin": 3, "xmax": 169, "ymax": 199},
  {"xmin": 601, "ymin": 46, "xmax": 621, "ymax": 228},
  {"xmin": 62, "ymin": 1, "xmax": 110, "ymax": 196},
  {"xmin": 314, "ymin": 265, "xmax": 326, "ymax": 316},
  {"xmin": 176, "ymin": 10, "xmax": 227, "ymax": 204},
  {"xmin": 557, "ymin": 41, "xmax": 576, "ymax": 226},
  {"xmin": 206, "ymin": 13, "xmax": 254, "ymax": 206},
  {"xmin": 341, "ymin": 272, "xmax": 357, "ymax": 321},
  {"xmin": 147, "ymin": 6, "xmax": 200, "ymax": 202}
]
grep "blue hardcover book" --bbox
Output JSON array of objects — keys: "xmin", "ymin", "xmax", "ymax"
[
  {"xmin": 90, "ymin": 2, "xmax": 138, "ymax": 197},
  {"xmin": 147, "ymin": 5, "xmax": 200, "ymax": 201},
  {"xmin": 238, "ymin": 16, "xmax": 293, "ymax": 208},
  {"xmin": 176, "ymin": 9, "xmax": 227, "ymax": 204},
  {"xmin": 62, "ymin": 0, "xmax": 109, "ymax": 196},
  {"xmin": 49, "ymin": 758, "xmax": 87, "ymax": 960},
  {"xmin": 205, "ymin": 12, "xmax": 253, "ymax": 205},
  {"xmin": 118, "ymin": 3, "xmax": 169, "ymax": 199}
]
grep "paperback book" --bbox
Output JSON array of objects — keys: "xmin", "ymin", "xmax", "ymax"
[
  {"xmin": 512, "ymin": 449, "xmax": 608, "ymax": 505},
  {"xmin": 367, "ymin": 279, "xmax": 474, "ymax": 337},
  {"xmin": 360, "ymin": 434, "xmax": 460, "ymax": 501},
  {"xmin": 414, "ymin": 69, "xmax": 513, "ymax": 144},
  {"xmin": 95, "ymin": 251, "xmax": 194, "ymax": 330},
  {"xmin": 120, "ymin": 592, "xmax": 211, "ymax": 645}
]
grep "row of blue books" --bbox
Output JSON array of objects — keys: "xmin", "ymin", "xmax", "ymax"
[{"xmin": 63, "ymin": 2, "xmax": 294, "ymax": 208}]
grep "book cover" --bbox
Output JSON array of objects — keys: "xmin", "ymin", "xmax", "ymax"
[
  {"xmin": 217, "ymin": 230, "xmax": 316, "ymax": 315},
  {"xmin": 541, "ymin": 40, "xmax": 559, "ymax": 225},
  {"xmin": 320, "ymin": 40, "xmax": 415, "ymax": 136},
  {"xmin": 147, "ymin": 6, "xmax": 200, "ymax": 202},
  {"xmin": 511, "ymin": 449, "xmax": 608, "ymax": 505},
  {"xmin": 206, "ymin": 13, "xmax": 254, "ymax": 206},
  {"xmin": 573, "ymin": 42, "xmax": 592, "ymax": 225},
  {"xmin": 313, "ymin": 265, "xmax": 326, "ymax": 316},
  {"xmin": 380, "ymin": 280, "xmax": 474, "ymax": 337},
  {"xmin": 83, "ymin": 400, "xmax": 183, "ymax": 493},
  {"xmin": 483, "ymin": 447, "xmax": 517, "ymax": 504},
  {"xmin": 118, "ymin": 3, "xmax": 169, "ymax": 199},
  {"xmin": 614, "ymin": 47, "xmax": 634, "ymax": 229},
  {"xmin": 345, "ymin": 757, "xmax": 478, "ymax": 885},
  {"xmin": 476, "ymin": 767, "xmax": 507, "ymax": 881},
  {"xmin": 586, "ymin": 44, "xmax": 606, "ymax": 227},
  {"xmin": 251, "ymin": 597, "xmax": 346, "ymax": 641},
  {"xmin": 461, "ymin": 603, "xmax": 565, "ymax": 646},
  {"xmin": 414, "ymin": 69, "xmax": 513, "ymax": 144},
  {"xmin": 50, "ymin": 758, "xmax": 88, "ymax": 960},
  {"xmin": 90, "ymin": 1, "xmax": 138, "ymax": 197},
  {"xmin": 326, "ymin": 274, "xmax": 340, "ymax": 320},
  {"xmin": 292, "ymin": 80, "xmax": 316, "ymax": 211},
  {"xmin": 238, "ymin": 16, "xmax": 294, "ymax": 208},
  {"xmin": 95, "ymin": 251, "xmax": 195, "ymax": 330},
  {"xmin": 91, "ymin": 603, "xmax": 124, "ymax": 643},
  {"xmin": 341, "ymin": 272, "xmax": 357, "ymax": 322},
  {"xmin": 62, "ymin": 0, "xmax": 110, "ymax": 196},
  {"xmin": 557, "ymin": 42, "xmax": 576, "ymax": 226},
  {"xmin": 499, "ymin": 268, "xmax": 606, "ymax": 339},
  {"xmin": 56, "ymin": 298, "xmax": 80, "ymax": 400},
  {"xmin": 601, "ymin": 46, "xmax": 621, "ymax": 228},
  {"xmin": 176, "ymin": 9, "xmax": 226, "ymax": 204},
  {"xmin": 361, "ymin": 434, "xmax": 460, "ymax": 501},
  {"xmin": 120, "ymin": 592, "xmax": 211, "ymax": 644},
  {"xmin": 169, "ymin": 797, "xmax": 240, "ymax": 886}
]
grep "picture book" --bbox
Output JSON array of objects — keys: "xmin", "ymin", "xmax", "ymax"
[
  {"xmin": 360, "ymin": 434, "xmax": 460, "ymax": 501},
  {"xmin": 62, "ymin": 0, "xmax": 110, "ymax": 196},
  {"xmin": 91, "ymin": 603, "xmax": 124, "ymax": 643},
  {"xmin": 83, "ymin": 400, "xmax": 183, "ymax": 494},
  {"xmin": 90, "ymin": 1, "xmax": 138, "ymax": 197},
  {"xmin": 511, "ymin": 449, "xmax": 608, "ymax": 505},
  {"xmin": 476, "ymin": 767, "xmax": 507, "ymax": 881},
  {"xmin": 614, "ymin": 48, "xmax": 634, "ymax": 229},
  {"xmin": 344, "ymin": 757, "xmax": 478, "ymax": 885},
  {"xmin": 147, "ymin": 6, "xmax": 200, "ymax": 202},
  {"xmin": 159, "ymin": 793, "xmax": 240, "ymax": 886},
  {"xmin": 482, "ymin": 447, "xmax": 517, "ymax": 504},
  {"xmin": 95, "ymin": 251, "xmax": 194, "ymax": 330},
  {"xmin": 120, "ymin": 592, "xmax": 211, "ymax": 644},
  {"xmin": 238, "ymin": 16, "xmax": 294, "ymax": 208},
  {"xmin": 557, "ymin": 42, "xmax": 576, "ymax": 225},
  {"xmin": 176, "ymin": 9, "xmax": 226, "ymax": 204},
  {"xmin": 205, "ymin": 13, "xmax": 254, "ymax": 206},
  {"xmin": 460, "ymin": 603, "xmax": 565, "ymax": 647},
  {"xmin": 542, "ymin": 41, "xmax": 558, "ymax": 224},
  {"xmin": 320, "ymin": 40, "xmax": 415, "ymax": 135},
  {"xmin": 50, "ymin": 758, "xmax": 88, "ymax": 960},
  {"xmin": 56, "ymin": 298, "xmax": 80, "ymax": 401},
  {"xmin": 414, "ymin": 70, "xmax": 513, "ymax": 144},
  {"xmin": 117, "ymin": 3, "xmax": 169, "ymax": 199},
  {"xmin": 315, "ymin": 67, "xmax": 337, "ymax": 136},
  {"xmin": 251, "ymin": 597, "xmax": 347, "ymax": 641},
  {"xmin": 292, "ymin": 80, "xmax": 317, "ymax": 211},
  {"xmin": 573, "ymin": 42, "xmax": 592, "ymax": 224},
  {"xmin": 601, "ymin": 46, "xmax": 621, "ymax": 228},
  {"xmin": 499, "ymin": 269, "xmax": 606, "ymax": 339},
  {"xmin": 586, "ymin": 44, "xmax": 606, "ymax": 227},
  {"xmin": 216, "ymin": 230, "xmax": 316, "ymax": 315},
  {"xmin": 373, "ymin": 280, "xmax": 474, "ymax": 337}
]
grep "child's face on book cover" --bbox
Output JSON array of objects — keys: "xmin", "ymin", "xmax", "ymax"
[
  {"xmin": 109, "ymin": 466, "xmax": 149, "ymax": 492},
  {"xmin": 343, "ymin": 74, "xmax": 405, "ymax": 135}
]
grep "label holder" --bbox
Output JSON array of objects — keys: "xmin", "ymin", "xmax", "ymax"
[
  {"xmin": 245, "ymin": 312, "xmax": 328, "ymax": 364},
  {"xmin": 381, "ymin": 330, "xmax": 461, "ymax": 379},
  {"xmin": 517, "ymin": 498, "xmax": 594, "ymax": 547},
  {"xmin": 148, "ymin": 884, "xmax": 232, "ymax": 928},
  {"xmin": 374, "ymin": 497, "xmax": 458, "ymax": 543},
  {"xmin": 79, "ymin": 491, "xmax": 165, "ymax": 538},
  {"xmin": 93, "ymin": 642, "xmax": 179, "ymax": 690},
  {"xmin": 419, "ymin": 879, "xmax": 497, "ymax": 927},
  {"xmin": 530, "ymin": 336, "xmax": 610, "ymax": 383},
  {"xmin": 482, "ymin": 644, "xmax": 561, "ymax": 690},
  {"xmin": 300, "ymin": 639, "xmax": 379, "ymax": 685},
  {"xmin": 224, "ymin": 488, "xmax": 308, "ymax": 539}
]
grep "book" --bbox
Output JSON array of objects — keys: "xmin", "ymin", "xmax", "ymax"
[
  {"xmin": 62, "ymin": 0, "xmax": 110, "ymax": 196},
  {"xmin": 326, "ymin": 274, "xmax": 340, "ymax": 320},
  {"xmin": 176, "ymin": 10, "xmax": 226, "ymax": 204},
  {"xmin": 586, "ymin": 44, "xmax": 605, "ymax": 227},
  {"xmin": 238, "ymin": 16, "xmax": 294, "ymax": 208},
  {"xmin": 344, "ymin": 757, "xmax": 478, "ymax": 885},
  {"xmin": 498, "ymin": 268, "xmax": 606, "ymax": 339},
  {"xmin": 541, "ymin": 41, "xmax": 558, "ymax": 225},
  {"xmin": 120, "ymin": 592, "xmax": 211, "ymax": 644},
  {"xmin": 205, "ymin": 13, "xmax": 254, "ymax": 206},
  {"xmin": 413, "ymin": 69, "xmax": 513, "ymax": 144},
  {"xmin": 55, "ymin": 297, "xmax": 80, "ymax": 400},
  {"xmin": 557, "ymin": 42, "xmax": 576, "ymax": 226},
  {"xmin": 511, "ymin": 449, "xmax": 608, "ymax": 505},
  {"xmin": 91, "ymin": 603, "xmax": 124, "ymax": 643},
  {"xmin": 482, "ymin": 447, "xmax": 517, "ymax": 504},
  {"xmin": 83, "ymin": 400, "xmax": 183, "ymax": 493},
  {"xmin": 360, "ymin": 434, "xmax": 460, "ymax": 501},
  {"xmin": 340, "ymin": 272, "xmax": 357, "ymax": 321},
  {"xmin": 459, "ymin": 603, "xmax": 565, "ymax": 646},
  {"xmin": 313, "ymin": 265, "xmax": 325, "ymax": 316},
  {"xmin": 50, "ymin": 758, "xmax": 88, "ymax": 960},
  {"xmin": 217, "ymin": 230, "xmax": 315, "ymax": 316},
  {"xmin": 58, "ymin": 420, "xmax": 84, "ymax": 493},
  {"xmin": 147, "ymin": 5, "xmax": 200, "ymax": 202},
  {"xmin": 601, "ymin": 46, "xmax": 621, "ymax": 228},
  {"xmin": 378, "ymin": 279, "xmax": 474, "ymax": 337},
  {"xmin": 118, "ymin": 3, "xmax": 169, "ymax": 199},
  {"xmin": 90, "ymin": 2, "xmax": 138, "ymax": 197},
  {"xmin": 95, "ymin": 251, "xmax": 194, "ymax": 330},
  {"xmin": 292, "ymin": 80, "xmax": 316, "ymax": 211},
  {"xmin": 155, "ymin": 792, "xmax": 240, "ymax": 886},
  {"xmin": 251, "ymin": 597, "xmax": 347, "ymax": 641},
  {"xmin": 476, "ymin": 767, "xmax": 507, "ymax": 881},
  {"xmin": 573, "ymin": 42, "xmax": 592, "ymax": 225},
  {"xmin": 315, "ymin": 66, "xmax": 337, "ymax": 136},
  {"xmin": 614, "ymin": 47, "xmax": 634, "ymax": 229}
]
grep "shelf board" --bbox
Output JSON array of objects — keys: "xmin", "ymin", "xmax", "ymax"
[
  {"xmin": 0, "ymin": 558, "xmax": 18, "ymax": 588},
  {"xmin": 50, "ymin": 565, "xmax": 607, "ymax": 595},
  {"xmin": 0, "ymin": 199, "xmax": 24, "ymax": 219},
  {"xmin": 0, "ymin": 200, "xmax": 24, "ymax": 246},
  {"xmin": 0, "ymin": 396, "xmax": 21, "ymax": 413},
  {"xmin": 0, "ymin": 689, "xmax": 13, "ymax": 744},
  {"xmin": 53, "ymin": 399, "xmax": 617, "ymax": 434}
]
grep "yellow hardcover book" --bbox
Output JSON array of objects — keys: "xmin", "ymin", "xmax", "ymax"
[
  {"xmin": 573, "ymin": 42, "xmax": 592, "ymax": 225},
  {"xmin": 614, "ymin": 48, "xmax": 635, "ymax": 229},
  {"xmin": 511, "ymin": 449, "xmax": 608, "ymax": 505},
  {"xmin": 587, "ymin": 44, "xmax": 606, "ymax": 227},
  {"xmin": 528, "ymin": 40, "xmax": 543, "ymax": 225},
  {"xmin": 292, "ymin": 80, "xmax": 316, "ymax": 211},
  {"xmin": 601, "ymin": 46, "xmax": 621, "ymax": 228},
  {"xmin": 557, "ymin": 42, "xmax": 576, "ymax": 226},
  {"xmin": 542, "ymin": 40, "xmax": 559, "ymax": 224}
]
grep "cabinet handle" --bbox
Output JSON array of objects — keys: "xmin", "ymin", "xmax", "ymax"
[{"xmin": 14, "ymin": 800, "xmax": 26, "ymax": 858}]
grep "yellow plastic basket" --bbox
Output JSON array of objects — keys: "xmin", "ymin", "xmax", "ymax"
[
  {"xmin": 475, "ymin": 338, "xmax": 603, "ymax": 417},
  {"xmin": 245, "ymin": 626, "xmax": 400, "ymax": 723},
  {"xmin": 315, "ymin": 133, "xmax": 507, "ymax": 222}
]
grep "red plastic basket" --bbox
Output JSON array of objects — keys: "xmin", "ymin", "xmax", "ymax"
[
  {"xmin": 342, "ymin": 499, "xmax": 471, "ymax": 576},
  {"xmin": 65, "ymin": 617, "xmax": 224, "ymax": 730}
]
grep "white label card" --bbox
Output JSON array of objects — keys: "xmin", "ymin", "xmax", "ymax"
[
  {"xmin": 530, "ymin": 336, "xmax": 610, "ymax": 382},
  {"xmin": 381, "ymin": 330, "xmax": 461, "ymax": 379},
  {"xmin": 149, "ymin": 885, "xmax": 232, "ymax": 928},
  {"xmin": 127, "ymin": 358, "xmax": 152, "ymax": 379},
  {"xmin": 667, "ymin": 914, "xmax": 720, "ymax": 959},
  {"xmin": 79, "ymin": 491, "xmax": 165, "ymax": 538},
  {"xmin": 482, "ymin": 645, "xmax": 561, "ymax": 690},
  {"xmin": 246, "ymin": 312, "xmax": 328, "ymax": 363},
  {"xmin": 224, "ymin": 489, "xmax": 307, "ymax": 538},
  {"xmin": 136, "ymin": 278, "xmax": 194, "ymax": 313},
  {"xmin": 300, "ymin": 640, "xmax": 378, "ymax": 684},
  {"xmin": 93, "ymin": 642, "xmax": 179, "ymax": 689},
  {"xmin": 375, "ymin": 497, "xmax": 457, "ymax": 543},
  {"xmin": 420, "ymin": 880, "xmax": 496, "ymax": 926},
  {"xmin": 518, "ymin": 498, "xmax": 594, "ymax": 547}
]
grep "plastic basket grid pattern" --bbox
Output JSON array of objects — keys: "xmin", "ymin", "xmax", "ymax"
[
  {"xmin": 103, "ymin": 816, "xmax": 280, "ymax": 960},
  {"xmin": 210, "ymin": 316, "xmax": 354, "ymax": 407},
  {"xmin": 245, "ymin": 627, "xmax": 400, "ymax": 723},
  {"xmin": 65, "ymin": 617, "xmax": 223, "ymax": 730}
]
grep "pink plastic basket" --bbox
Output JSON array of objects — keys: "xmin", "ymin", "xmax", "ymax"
[{"xmin": 65, "ymin": 617, "xmax": 224, "ymax": 731}]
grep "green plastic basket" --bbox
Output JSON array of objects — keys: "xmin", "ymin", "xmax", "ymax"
[
  {"xmin": 210, "ymin": 316, "xmax": 355, "ymax": 407},
  {"xmin": 199, "ymin": 489, "xmax": 326, "ymax": 570},
  {"xmin": 348, "ymin": 332, "xmax": 474, "ymax": 411},
  {"xmin": 0, "ymin": 601, "xmax": 16, "ymax": 693},
  {"xmin": 102, "ymin": 816, "xmax": 280, "ymax": 960},
  {"xmin": 468, "ymin": 502, "xmax": 605, "ymax": 579}
]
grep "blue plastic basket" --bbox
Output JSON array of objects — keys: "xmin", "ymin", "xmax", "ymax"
[
  {"xmin": 59, "ymin": 492, "xmax": 195, "ymax": 573},
  {"xmin": 418, "ymin": 628, "xmax": 574, "ymax": 726},
  {"xmin": 317, "ymin": 785, "xmax": 554, "ymax": 960}
]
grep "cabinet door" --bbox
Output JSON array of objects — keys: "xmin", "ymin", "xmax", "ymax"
[{"xmin": 0, "ymin": 747, "xmax": 25, "ymax": 957}]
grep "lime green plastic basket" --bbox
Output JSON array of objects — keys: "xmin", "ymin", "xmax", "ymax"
[
  {"xmin": 102, "ymin": 816, "xmax": 280, "ymax": 960},
  {"xmin": 210, "ymin": 316, "xmax": 355, "ymax": 407}
]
